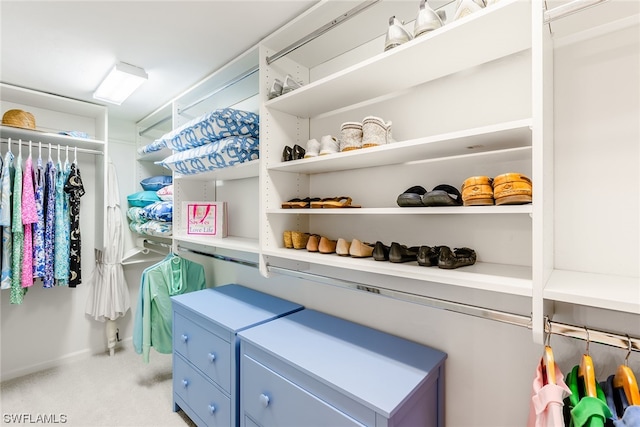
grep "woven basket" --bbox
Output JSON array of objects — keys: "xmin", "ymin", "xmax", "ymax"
[{"xmin": 2, "ymin": 109, "xmax": 36, "ymax": 130}]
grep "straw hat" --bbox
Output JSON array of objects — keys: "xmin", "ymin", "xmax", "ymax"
[{"xmin": 2, "ymin": 109, "xmax": 36, "ymax": 130}]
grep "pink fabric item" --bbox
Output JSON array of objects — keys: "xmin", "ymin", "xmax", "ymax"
[
  {"xmin": 21, "ymin": 157, "xmax": 38, "ymax": 288},
  {"xmin": 527, "ymin": 357, "xmax": 572, "ymax": 427}
]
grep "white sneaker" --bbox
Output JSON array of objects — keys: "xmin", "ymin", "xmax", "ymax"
[
  {"xmin": 319, "ymin": 135, "xmax": 339, "ymax": 155},
  {"xmin": 304, "ymin": 138, "xmax": 320, "ymax": 158},
  {"xmin": 453, "ymin": 0, "xmax": 485, "ymax": 21}
]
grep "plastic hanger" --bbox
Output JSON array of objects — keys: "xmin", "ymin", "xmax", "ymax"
[
  {"xmin": 578, "ymin": 326, "xmax": 597, "ymax": 398},
  {"xmin": 613, "ymin": 335, "xmax": 640, "ymax": 406},
  {"xmin": 57, "ymin": 144, "xmax": 61, "ymax": 164},
  {"xmin": 541, "ymin": 317, "xmax": 556, "ymax": 385},
  {"xmin": 48, "ymin": 142, "xmax": 52, "ymax": 161},
  {"xmin": 73, "ymin": 146, "xmax": 77, "ymax": 164}
]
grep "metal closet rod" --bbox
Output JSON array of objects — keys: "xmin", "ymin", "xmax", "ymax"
[
  {"xmin": 266, "ymin": 0, "xmax": 381, "ymax": 65},
  {"xmin": 138, "ymin": 65, "xmax": 259, "ymax": 137},
  {"xmin": 176, "ymin": 246, "xmax": 639, "ymax": 352},
  {"xmin": 0, "ymin": 137, "xmax": 103, "ymax": 156},
  {"xmin": 544, "ymin": 0, "xmax": 609, "ymax": 24},
  {"xmin": 143, "ymin": 238, "xmax": 172, "ymax": 249}
]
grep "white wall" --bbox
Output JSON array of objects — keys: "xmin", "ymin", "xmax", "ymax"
[{"xmin": 1, "ymin": 14, "xmax": 638, "ymax": 427}]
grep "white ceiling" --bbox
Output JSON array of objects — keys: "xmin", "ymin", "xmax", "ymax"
[{"xmin": 0, "ymin": 1, "xmax": 318, "ymax": 124}]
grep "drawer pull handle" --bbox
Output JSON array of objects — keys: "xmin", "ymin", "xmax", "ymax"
[
  {"xmin": 182, "ymin": 379, "xmax": 189, "ymax": 388},
  {"xmin": 208, "ymin": 404, "xmax": 216, "ymax": 414},
  {"xmin": 259, "ymin": 393, "xmax": 270, "ymax": 408},
  {"xmin": 181, "ymin": 334, "xmax": 189, "ymax": 343},
  {"xmin": 208, "ymin": 353, "xmax": 216, "ymax": 362}
]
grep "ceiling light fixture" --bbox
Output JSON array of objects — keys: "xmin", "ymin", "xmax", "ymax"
[{"xmin": 93, "ymin": 62, "xmax": 148, "ymax": 105}]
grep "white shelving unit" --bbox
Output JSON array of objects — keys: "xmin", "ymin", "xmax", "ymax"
[{"xmin": 0, "ymin": 82, "xmax": 109, "ymax": 248}]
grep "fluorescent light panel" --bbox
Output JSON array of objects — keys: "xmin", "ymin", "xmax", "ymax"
[{"xmin": 93, "ymin": 62, "xmax": 147, "ymax": 105}]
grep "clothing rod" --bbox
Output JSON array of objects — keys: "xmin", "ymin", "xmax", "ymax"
[
  {"xmin": 176, "ymin": 245, "xmax": 260, "ymax": 268},
  {"xmin": 176, "ymin": 66, "xmax": 259, "ymax": 116},
  {"xmin": 138, "ymin": 116, "xmax": 172, "ymax": 137},
  {"xmin": 0, "ymin": 138, "xmax": 103, "ymax": 156},
  {"xmin": 143, "ymin": 238, "xmax": 172, "ymax": 249},
  {"xmin": 265, "ymin": 0, "xmax": 381, "ymax": 65},
  {"xmin": 546, "ymin": 320, "xmax": 640, "ymax": 353},
  {"xmin": 544, "ymin": 0, "xmax": 608, "ymax": 24},
  {"xmin": 175, "ymin": 246, "xmax": 640, "ymax": 351}
]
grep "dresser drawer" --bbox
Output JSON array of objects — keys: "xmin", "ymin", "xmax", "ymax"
[
  {"xmin": 174, "ymin": 353, "xmax": 231, "ymax": 427},
  {"xmin": 174, "ymin": 311, "xmax": 232, "ymax": 392},
  {"xmin": 242, "ymin": 354, "xmax": 366, "ymax": 427}
]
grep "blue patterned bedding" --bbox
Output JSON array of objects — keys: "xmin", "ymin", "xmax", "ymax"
[
  {"xmin": 137, "ymin": 108, "xmax": 259, "ymax": 155},
  {"xmin": 158, "ymin": 135, "xmax": 259, "ymax": 175}
]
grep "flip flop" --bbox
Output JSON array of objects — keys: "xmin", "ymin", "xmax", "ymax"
[
  {"xmin": 281, "ymin": 197, "xmax": 320, "ymax": 209},
  {"xmin": 320, "ymin": 196, "xmax": 361, "ymax": 208}
]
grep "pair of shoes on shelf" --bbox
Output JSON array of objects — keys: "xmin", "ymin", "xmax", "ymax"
[
  {"xmin": 397, "ymin": 184, "xmax": 462, "ymax": 207},
  {"xmin": 283, "ymin": 231, "xmax": 310, "ymax": 249},
  {"xmin": 418, "ymin": 245, "xmax": 477, "ymax": 269},
  {"xmin": 461, "ymin": 173, "xmax": 532, "ymax": 206},
  {"xmin": 335, "ymin": 238, "xmax": 375, "ymax": 258},
  {"xmin": 305, "ymin": 135, "xmax": 339, "ymax": 157},
  {"xmin": 310, "ymin": 196, "xmax": 361, "ymax": 208},
  {"xmin": 268, "ymin": 75, "xmax": 303, "ymax": 99},
  {"xmin": 307, "ymin": 235, "xmax": 337, "ymax": 254},
  {"xmin": 281, "ymin": 197, "xmax": 321, "ymax": 209},
  {"xmin": 282, "ymin": 144, "xmax": 305, "ymax": 161},
  {"xmin": 453, "ymin": 0, "xmax": 485, "ymax": 21},
  {"xmin": 373, "ymin": 242, "xmax": 419, "ymax": 263},
  {"xmin": 384, "ymin": 1, "xmax": 447, "ymax": 51},
  {"xmin": 340, "ymin": 116, "xmax": 393, "ymax": 151}
]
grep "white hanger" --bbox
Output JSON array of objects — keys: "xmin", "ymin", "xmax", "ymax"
[
  {"xmin": 7, "ymin": 138, "xmax": 11, "ymax": 154},
  {"xmin": 65, "ymin": 145, "xmax": 69, "ymax": 164},
  {"xmin": 19, "ymin": 139, "xmax": 22, "ymax": 158},
  {"xmin": 28, "ymin": 140, "xmax": 32, "ymax": 159},
  {"xmin": 38, "ymin": 141, "xmax": 42, "ymax": 161},
  {"xmin": 74, "ymin": 146, "xmax": 77, "ymax": 164},
  {"xmin": 57, "ymin": 144, "xmax": 61, "ymax": 164},
  {"xmin": 48, "ymin": 142, "xmax": 52, "ymax": 161}
]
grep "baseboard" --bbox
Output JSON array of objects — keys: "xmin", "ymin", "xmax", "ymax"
[{"xmin": 1, "ymin": 337, "xmax": 134, "ymax": 382}]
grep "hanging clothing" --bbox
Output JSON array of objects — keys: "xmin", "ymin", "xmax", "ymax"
[
  {"xmin": 64, "ymin": 162, "xmax": 84, "ymax": 287},
  {"xmin": 10, "ymin": 153, "xmax": 25, "ymax": 304},
  {"xmin": 43, "ymin": 157, "xmax": 56, "ymax": 288},
  {"xmin": 133, "ymin": 254, "xmax": 206, "ymax": 363},
  {"xmin": 601, "ymin": 374, "xmax": 639, "ymax": 426},
  {"xmin": 32, "ymin": 155, "xmax": 46, "ymax": 279},
  {"xmin": 527, "ymin": 357, "xmax": 572, "ymax": 427},
  {"xmin": 21, "ymin": 155, "xmax": 38, "ymax": 288},
  {"xmin": 53, "ymin": 159, "xmax": 70, "ymax": 286},
  {"xmin": 0, "ymin": 149, "xmax": 14, "ymax": 290},
  {"xmin": 564, "ymin": 365, "xmax": 613, "ymax": 427}
]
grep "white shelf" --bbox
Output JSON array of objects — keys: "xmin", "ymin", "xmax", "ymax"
[
  {"xmin": 174, "ymin": 234, "xmax": 259, "ymax": 254},
  {"xmin": 263, "ymin": 248, "xmax": 532, "ymax": 296},
  {"xmin": 269, "ymin": 120, "xmax": 532, "ymax": 174},
  {"xmin": 137, "ymin": 147, "xmax": 172, "ymax": 163},
  {"xmin": 545, "ymin": 269, "xmax": 640, "ymax": 314},
  {"xmin": 265, "ymin": 0, "xmax": 531, "ymax": 118},
  {"xmin": 268, "ymin": 205, "xmax": 533, "ymax": 215},
  {"xmin": 173, "ymin": 159, "xmax": 260, "ymax": 181},
  {"xmin": 0, "ymin": 125, "xmax": 106, "ymax": 153}
]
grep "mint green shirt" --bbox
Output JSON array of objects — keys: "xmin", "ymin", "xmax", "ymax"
[{"xmin": 135, "ymin": 255, "xmax": 205, "ymax": 362}]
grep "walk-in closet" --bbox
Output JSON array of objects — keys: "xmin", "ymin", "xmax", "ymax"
[{"xmin": 1, "ymin": 1, "xmax": 638, "ymax": 426}]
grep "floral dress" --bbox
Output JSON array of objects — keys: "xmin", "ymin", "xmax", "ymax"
[
  {"xmin": 21, "ymin": 156, "xmax": 38, "ymax": 288},
  {"xmin": 64, "ymin": 163, "xmax": 84, "ymax": 287},
  {"xmin": 43, "ymin": 158, "xmax": 56, "ymax": 288},
  {"xmin": 0, "ymin": 150, "xmax": 14, "ymax": 290},
  {"xmin": 11, "ymin": 153, "xmax": 25, "ymax": 304},
  {"xmin": 32, "ymin": 156, "xmax": 46, "ymax": 279},
  {"xmin": 53, "ymin": 160, "xmax": 70, "ymax": 286}
]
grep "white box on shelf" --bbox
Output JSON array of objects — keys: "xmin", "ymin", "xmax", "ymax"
[{"xmin": 184, "ymin": 201, "xmax": 227, "ymax": 238}]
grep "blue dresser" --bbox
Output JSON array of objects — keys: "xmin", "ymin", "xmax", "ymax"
[
  {"xmin": 238, "ymin": 309, "xmax": 447, "ymax": 427},
  {"xmin": 171, "ymin": 284, "xmax": 304, "ymax": 427}
]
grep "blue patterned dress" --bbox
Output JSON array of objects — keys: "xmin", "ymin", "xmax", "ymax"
[
  {"xmin": 54, "ymin": 160, "xmax": 70, "ymax": 286},
  {"xmin": 43, "ymin": 158, "xmax": 56, "ymax": 288},
  {"xmin": 0, "ymin": 150, "xmax": 14, "ymax": 290},
  {"xmin": 32, "ymin": 156, "xmax": 46, "ymax": 279}
]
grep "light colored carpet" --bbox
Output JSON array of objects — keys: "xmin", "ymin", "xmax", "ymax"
[{"xmin": 1, "ymin": 344, "xmax": 196, "ymax": 427}]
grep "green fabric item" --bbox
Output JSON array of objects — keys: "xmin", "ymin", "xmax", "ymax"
[
  {"xmin": 141, "ymin": 255, "xmax": 205, "ymax": 362},
  {"xmin": 565, "ymin": 365, "xmax": 613, "ymax": 427}
]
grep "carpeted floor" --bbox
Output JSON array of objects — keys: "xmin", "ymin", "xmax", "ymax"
[{"xmin": 0, "ymin": 344, "xmax": 196, "ymax": 427}]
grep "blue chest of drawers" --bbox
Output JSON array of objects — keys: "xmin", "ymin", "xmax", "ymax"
[
  {"xmin": 171, "ymin": 284, "xmax": 303, "ymax": 427},
  {"xmin": 238, "ymin": 309, "xmax": 447, "ymax": 427}
]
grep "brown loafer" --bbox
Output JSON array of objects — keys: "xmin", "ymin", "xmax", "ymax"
[
  {"xmin": 461, "ymin": 176, "xmax": 494, "ymax": 206},
  {"xmin": 493, "ymin": 173, "xmax": 532, "ymax": 205},
  {"xmin": 306, "ymin": 234, "xmax": 321, "ymax": 252}
]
